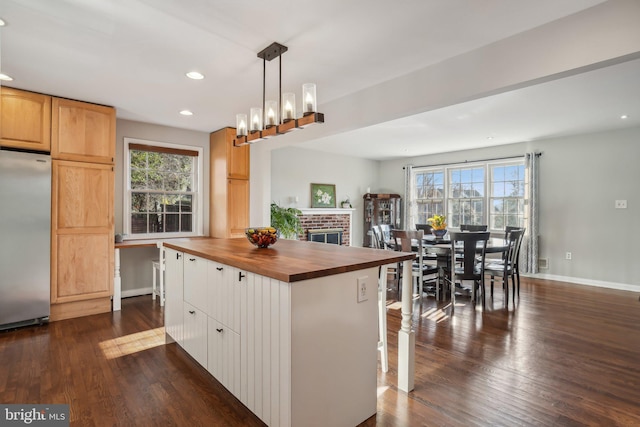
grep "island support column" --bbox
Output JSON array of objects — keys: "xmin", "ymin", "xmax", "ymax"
[{"xmin": 397, "ymin": 258, "xmax": 415, "ymax": 392}]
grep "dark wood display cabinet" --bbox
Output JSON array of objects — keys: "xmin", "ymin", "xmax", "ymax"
[{"xmin": 363, "ymin": 193, "xmax": 401, "ymax": 247}]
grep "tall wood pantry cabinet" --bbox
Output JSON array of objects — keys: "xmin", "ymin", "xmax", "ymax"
[
  {"xmin": 362, "ymin": 193, "xmax": 402, "ymax": 247},
  {"xmin": 50, "ymin": 98, "xmax": 116, "ymax": 321},
  {"xmin": 209, "ymin": 127, "xmax": 250, "ymax": 238}
]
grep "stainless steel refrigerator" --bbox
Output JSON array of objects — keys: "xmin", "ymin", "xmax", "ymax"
[{"xmin": 0, "ymin": 148, "xmax": 51, "ymax": 330}]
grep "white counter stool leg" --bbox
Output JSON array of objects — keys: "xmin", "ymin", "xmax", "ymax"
[{"xmin": 378, "ymin": 264, "xmax": 389, "ymax": 372}]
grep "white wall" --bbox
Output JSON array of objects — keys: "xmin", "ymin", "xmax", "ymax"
[
  {"xmin": 379, "ymin": 125, "xmax": 640, "ymax": 291},
  {"xmin": 271, "ymin": 146, "xmax": 379, "ymax": 247},
  {"xmin": 115, "ymin": 119, "xmax": 210, "ymax": 294}
]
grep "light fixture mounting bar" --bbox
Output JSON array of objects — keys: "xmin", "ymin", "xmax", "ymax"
[{"xmin": 257, "ymin": 42, "xmax": 288, "ymax": 61}]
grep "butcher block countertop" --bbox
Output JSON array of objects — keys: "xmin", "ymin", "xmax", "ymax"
[{"xmin": 163, "ymin": 237, "xmax": 415, "ymax": 283}]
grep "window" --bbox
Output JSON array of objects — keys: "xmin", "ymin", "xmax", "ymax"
[
  {"xmin": 448, "ymin": 166, "xmax": 484, "ymax": 228},
  {"xmin": 409, "ymin": 159, "xmax": 526, "ymax": 232},
  {"xmin": 124, "ymin": 138, "xmax": 203, "ymax": 238},
  {"xmin": 489, "ymin": 163, "xmax": 525, "ymax": 229},
  {"xmin": 413, "ymin": 170, "xmax": 444, "ymax": 224}
]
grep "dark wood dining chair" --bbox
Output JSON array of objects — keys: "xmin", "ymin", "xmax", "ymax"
[
  {"xmin": 460, "ymin": 224, "xmax": 488, "ymax": 231},
  {"xmin": 391, "ymin": 229, "xmax": 439, "ymax": 301},
  {"xmin": 484, "ymin": 228, "xmax": 524, "ymax": 305},
  {"xmin": 449, "ymin": 231, "xmax": 490, "ymax": 313},
  {"xmin": 415, "ymin": 223, "xmax": 433, "ymax": 234},
  {"xmin": 505, "ymin": 226, "xmax": 526, "ymax": 296}
]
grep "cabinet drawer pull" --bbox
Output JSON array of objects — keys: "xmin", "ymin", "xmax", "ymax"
[
  {"xmin": 238, "ymin": 272, "xmax": 246, "ymax": 281},
  {"xmin": 189, "ymin": 258, "xmax": 196, "ymax": 262},
  {"xmin": 216, "ymin": 267, "xmax": 223, "ymax": 271},
  {"xmin": 216, "ymin": 328, "xmax": 223, "ymax": 333},
  {"xmin": 189, "ymin": 310, "xmax": 195, "ymax": 314},
  {"xmin": 177, "ymin": 253, "xmax": 181, "ymax": 259}
]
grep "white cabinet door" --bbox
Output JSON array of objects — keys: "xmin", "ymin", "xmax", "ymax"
[
  {"xmin": 184, "ymin": 254, "xmax": 207, "ymax": 312},
  {"xmin": 208, "ymin": 263, "xmax": 244, "ymax": 333},
  {"xmin": 164, "ymin": 248, "xmax": 184, "ymax": 345},
  {"xmin": 183, "ymin": 302, "xmax": 208, "ymax": 368},
  {"xmin": 225, "ymin": 268, "xmax": 245, "ymax": 333},
  {"xmin": 208, "ymin": 316, "xmax": 241, "ymax": 396}
]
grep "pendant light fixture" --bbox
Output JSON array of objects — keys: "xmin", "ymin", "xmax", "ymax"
[{"xmin": 234, "ymin": 42, "xmax": 324, "ymax": 147}]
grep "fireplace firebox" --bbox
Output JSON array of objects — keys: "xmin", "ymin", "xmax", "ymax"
[{"xmin": 307, "ymin": 228, "xmax": 343, "ymax": 245}]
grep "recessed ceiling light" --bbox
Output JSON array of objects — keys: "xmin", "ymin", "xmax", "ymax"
[
  {"xmin": 487, "ymin": 136, "xmax": 494, "ymax": 140},
  {"xmin": 0, "ymin": 73, "xmax": 13, "ymax": 81},
  {"xmin": 0, "ymin": 18, "xmax": 6, "ymax": 26},
  {"xmin": 179, "ymin": 110, "xmax": 193, "ymax": 116},
  {"xmin": 620, "ymin": 114, "xmax": 628, "ymax": 119},
  {"xmin": 186, "ymin": 71, "xmax": 204, "ymax": 80}
]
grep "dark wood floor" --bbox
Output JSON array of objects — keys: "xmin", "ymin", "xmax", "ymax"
[{"xmin": 1, "ymin": 277, "xmax": 639, "ymax": 426}]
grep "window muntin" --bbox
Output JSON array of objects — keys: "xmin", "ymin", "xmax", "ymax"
[
  {"xmin": 410, "ymin": 160, "xmax": 526, "ymax": 232},
  {"xmin": 124, "ymin": 138, "xmax": 202, "ymax": 238}
]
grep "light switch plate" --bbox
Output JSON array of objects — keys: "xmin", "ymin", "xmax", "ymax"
[{"xmin": 615, "ymin": 200, "xmax": 627, "ymax": 209}]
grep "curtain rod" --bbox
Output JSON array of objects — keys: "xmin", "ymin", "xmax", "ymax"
[{"xmin": 403, "ymin": 152, "xmax": 542, "ymax": 170}]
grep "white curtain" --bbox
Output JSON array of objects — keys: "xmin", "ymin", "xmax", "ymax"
[
  {"xmin": 522, "ymin": 152, "xmax": 539, "ymax": 273},
  {"xmin": 403, "ymin": 165, "xmax": 413, "ymax": 229}
]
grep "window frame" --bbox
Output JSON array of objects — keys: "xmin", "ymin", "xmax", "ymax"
[
  {"xmin": 123, "ymin": 137, "xmax": 204, "ymax": 239},
  {"xmin": 409, "ymin": 158, "xmax": 526, "ymax": 233}
]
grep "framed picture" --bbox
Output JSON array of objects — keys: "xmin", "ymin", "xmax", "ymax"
[{"xmin": 311, "ymin": 183, "xmax": 336, "ymax": 208}]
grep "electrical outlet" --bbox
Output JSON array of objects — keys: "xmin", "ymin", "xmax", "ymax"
[
  {"xmin": 565, "ymin": 252, "xmax": 572, "ymax": 260},
  {"xmin": 615, "ymin": 200, "xmax": 627, "ymax": 209},
  {"xmin": 357, "ymin": 276, "xmax": 368, "ymax": 303}
]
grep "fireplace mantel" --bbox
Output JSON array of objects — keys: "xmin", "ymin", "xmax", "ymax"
[{"xmin": 298, "ymin": 208, "xmax": 355, "ymax": 215}]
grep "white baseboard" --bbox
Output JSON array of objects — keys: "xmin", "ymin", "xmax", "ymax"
[
  {"xmin": 121, "ymin": 287, "xmax": 153, "ymax": 298},
  {"xmin": 524, "ymin": 273, "xmax": 640, "ymax": 293}
]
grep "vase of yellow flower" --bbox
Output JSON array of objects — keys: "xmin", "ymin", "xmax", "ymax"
[{"xmin": 427, "ymin": 214, "xmax": 447, "ymax": 238}]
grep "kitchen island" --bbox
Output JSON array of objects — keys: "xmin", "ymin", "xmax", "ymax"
[{"xmin": 162, "ymin": 237, "xmax": 415, "ymax": 427}]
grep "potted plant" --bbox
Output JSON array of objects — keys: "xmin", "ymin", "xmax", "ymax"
[
  {"xmin": 341, "ymin": 196, "xmax": 352, "ymax": 208},
  {"xmin": 427, "ymin": 214, "xmax": 447, "ymax": 238},
  {"xmin": 270, "ymin": 202, "xmax": 303, "ymax": 239}
]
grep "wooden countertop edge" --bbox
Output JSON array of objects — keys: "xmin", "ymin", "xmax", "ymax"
[{"xmin": 162, "ymin": 239, "xmax": 415, "ymax": 283}]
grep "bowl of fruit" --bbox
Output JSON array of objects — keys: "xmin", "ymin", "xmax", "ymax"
[{"xmin": 245, "ymin": 227, "xmax": 278, "ymax": 248}]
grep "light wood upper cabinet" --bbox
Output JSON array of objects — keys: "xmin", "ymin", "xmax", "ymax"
[
  {"xmin": 51, "ymin": 160, "xmax": 114, "ymax": 304},
  {"xmin": 210, "ymin": 127, "xmax": 250, "ymax": 238},
  {"xmin": 0, "ymin": 87, "xmax": 52, "ymax": 151},
  {"xmin": 51, "ymin": 97, "xmax": 115, "ymax": 164}
]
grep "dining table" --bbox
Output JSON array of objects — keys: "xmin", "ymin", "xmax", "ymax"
[{"xmin": 420, "ymin": 233, "xmax": 510, "ymax": 300}]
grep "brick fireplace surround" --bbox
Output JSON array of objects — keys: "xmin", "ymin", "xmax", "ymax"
[{"xmin": 297, "ymin": 208, "xmax": 355, "ymax": 246}]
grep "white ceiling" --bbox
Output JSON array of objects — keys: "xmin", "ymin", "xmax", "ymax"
[{"xmin": 2, "ymin": 0, "xmax": 637, "ymax": 160}]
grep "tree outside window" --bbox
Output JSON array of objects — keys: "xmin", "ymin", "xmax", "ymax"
[{"xmin": 127, "ymin": 143, "xmax": 199, "ymax": 237}]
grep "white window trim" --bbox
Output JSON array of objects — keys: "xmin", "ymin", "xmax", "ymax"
[{"xmin": 123, "ymin": 137, "xmax": 204, "ymax": 239}]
